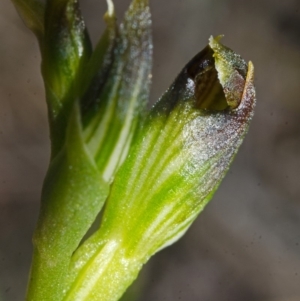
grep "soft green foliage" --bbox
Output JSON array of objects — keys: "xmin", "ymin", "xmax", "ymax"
[{"xmin": 11, "ymin": 0, "xmax": 256, "ymax": 301}]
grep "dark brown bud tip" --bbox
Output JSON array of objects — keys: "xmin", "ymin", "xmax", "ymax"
[
  {"xmin": 153, "ymin": 36, "xmax": 255, "ymax": 119},
  {"xmin": 186, "ymin": 35, "xmax": 253, "ymax": 112}
]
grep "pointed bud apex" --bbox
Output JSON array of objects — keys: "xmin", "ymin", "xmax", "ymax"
[
  {"xmin": 209, "ymin": 35, "xmax": 249, "ymax": 109},
  {"xmin": 105, "ymin": 0, "xmax": 115, "ymax": 18}
]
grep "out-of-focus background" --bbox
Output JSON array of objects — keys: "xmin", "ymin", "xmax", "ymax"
[{"xmin": 1, "ymin": 0, "xmax": 300, "ymax": 300}]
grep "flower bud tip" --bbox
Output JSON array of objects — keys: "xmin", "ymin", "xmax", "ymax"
[{"xmin": 106, "ymin": 0, "xmax": 115, "ymax": 17}]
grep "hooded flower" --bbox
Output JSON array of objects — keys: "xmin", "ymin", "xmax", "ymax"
[{"xmin": 11, "ymin": 0, "xmax": 255, "ymax": 301}]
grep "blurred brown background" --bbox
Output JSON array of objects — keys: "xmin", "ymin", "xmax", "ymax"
[{"xmin": 1, "ymin": 0, "xmax": 300, "ymax": 300}]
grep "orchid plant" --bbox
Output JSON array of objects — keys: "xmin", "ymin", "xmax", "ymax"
[{"xmin": 10, "ymin": 0, "xmax": 256, "ymax": 300}]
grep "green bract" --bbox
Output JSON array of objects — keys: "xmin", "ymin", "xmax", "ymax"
[{"xmin": 11, "ymin": 0, "xmax": 256, "ymax": 301}]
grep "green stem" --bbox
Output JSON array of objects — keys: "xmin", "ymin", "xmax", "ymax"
[{"xmin": 26, "ymin": 249, "xmax": 71, "ymax": 301}]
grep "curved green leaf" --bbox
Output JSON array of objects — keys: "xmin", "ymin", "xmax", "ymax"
[{"xmin": 26, "ymin": 103, "xmax": 109, "ymax": 301}]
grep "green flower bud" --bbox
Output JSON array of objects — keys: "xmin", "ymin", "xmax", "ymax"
[
  {"xmin": 81, "ymin": 0, "xmax": 152, "ymax": 182},
  {"xmin": 63, "ymin": 36, "xmax": 256, "ymax": 301}
]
